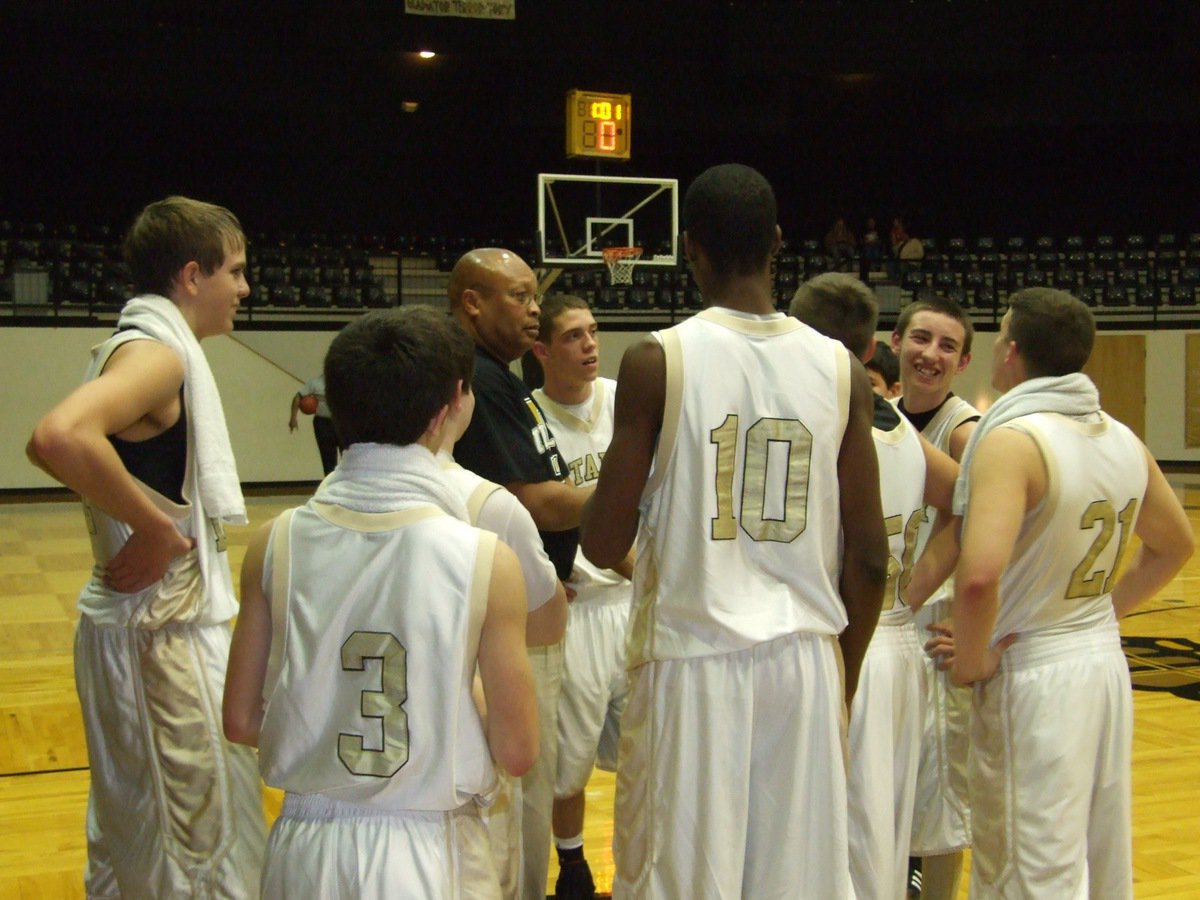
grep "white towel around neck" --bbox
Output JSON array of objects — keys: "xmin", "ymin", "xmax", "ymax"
[
  {"xmin": 952, "ymin": 372, "xmax": 1100, "ymax": 516},
  {"xmin": 315, "ymin": 443, "xmax": 469, "ymax": 520}
]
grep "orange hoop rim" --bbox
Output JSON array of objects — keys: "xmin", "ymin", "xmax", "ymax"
[{"xmin": 602, "ymin": 246, "xmax": 644, "ymax": 262}]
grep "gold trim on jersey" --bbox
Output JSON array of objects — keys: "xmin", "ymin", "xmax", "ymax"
[
  {"xmin": 923, "ymin": 397, "xmax": 979, "ymax": 453},
  {"xmin": 439, "ymin": 459, "xmax": 503, "ymax": 526},
  {"xmin": 872, "ymin": 413, "xmax": 913, "ymax": 446},
  {"xmin": 644, "ymin": 329, "xmax": 683, "ymax": 499},
  {"xmin": 695, "ymin": 306, "xmax": 802, "ymax": 336},
  {"xmin": 309, "ymin": 502, "xmax": 447, "ymax": 531},
  {"xmin": 466, "ymin": 530, "xmax": 496, "ymax": 667},
  {"xmin": 835, "ymin": 344, "xmax": 851, "ymax": 442}
]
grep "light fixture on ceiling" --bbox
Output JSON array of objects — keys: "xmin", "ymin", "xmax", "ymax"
[{"xmin": 418, "ymin": 50, "xmax": 436, "ymax": 59}]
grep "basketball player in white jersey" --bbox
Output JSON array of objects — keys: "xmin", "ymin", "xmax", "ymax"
[
  {"xmin": 27, "ymin": 197, "xmax": 265, "ymax": 897},
  {"xmin": 437, "ymin": 347, "xmax": 567, "ymax": 900},
  {"xmin": 891, "ymin": 295, "xmax": 980, "ymax": 899},
  {"xmin": 529, "ymin": 294, "xmax": 633, "ymax": 899},
  {"xmin": 790, "ymin": 273, "xmax": 960, "ymax": 900},
  {"xmin": 915, "ymin": 288, "xmax": 1193, "ymax": 898},
  {"xmin": 581, "ymin": 163, "xmax": 889, "ymax": 899},
  {"xmin": 224, "ymin": 307, "xmax": 539, "ymax": 898}
]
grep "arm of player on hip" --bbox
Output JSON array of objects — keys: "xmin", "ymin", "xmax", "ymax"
[
  {"xmin": 836, "ymin": 356, "xmax": 890, "ymax": 704},
  {"xmin": 224, "ymin": 520, "xmax": 274, "ymax": 746},
  {"xmin": 580, "ymin": 337, "xmax": 665, "ymax": 570},
  {"xmin": 1110, "ymin": 445, "xmax": 1195, "ymax": 619},
  {"xmin": 951, "ymin": 427, "xmax": 1041, "ymax": 685},
  {"xmin": 26, "ymin": 339, "xmax": 194, "ymax": 592},
  {"xmin": 904, "ymin": 434, "xmax": 962, "ymax": 612}
]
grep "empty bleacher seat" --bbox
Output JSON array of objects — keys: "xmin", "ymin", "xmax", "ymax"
[
  {"xmin": 363, "ymin": 284, "xmax": 390, "ymax": 308},
  {"xmin": 1170, "ymin": 284, "xmax": 1196, "ymax": 306},
  {"xmin": 1102, "ymin": 285, "xmax": 1130, "ymax": 307},
  {"xmin": 933, "ymin": 271, "xmax": 958, "ymax": 292},
  {"xmin": 1135, "ymin": 285, "xmax": 1162, "ymax": 308},
  {"xmin": 271, "ymin": 285, "xmax": 301, "ymax": 307},
  {"xmin": 1053, "ymin": 269, "xmax": 1081, "ymax": 291},
  {"xmin": 974, "ymin": 285, "xmax": 997, "ymax": 310}
]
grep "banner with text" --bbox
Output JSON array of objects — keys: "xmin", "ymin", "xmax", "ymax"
[{"xmin": 405, "ymin": 0, "xmax": 515, "ymax": 19}]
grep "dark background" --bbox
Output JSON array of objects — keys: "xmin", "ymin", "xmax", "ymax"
[{"xmin": 4, "ymin": 0, "xmax": 1199, "ymax": 244}]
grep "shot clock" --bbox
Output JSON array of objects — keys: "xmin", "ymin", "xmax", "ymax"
[{"xmin": 566, "ymin": 89, "xmax": 631, "ymax": 160}]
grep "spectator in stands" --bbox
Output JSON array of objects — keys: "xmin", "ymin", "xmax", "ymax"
[
  {"xmin": 862, "ymin": 217, "xmax": 883, "ymax": 271},
  {"xmin": 890, "ymin": 217, "xmax": 911, "ymax": 257},
  {"xmin": 825, "ymin": 217, "xmax": 857, "ymax": 271}
]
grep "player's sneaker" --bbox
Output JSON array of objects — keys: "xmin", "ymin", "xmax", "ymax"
[
  {"xmin": 906, "ymin": 863, "xmax": 923, "ymax": 899},
  {"xmin": 554, "ymin": 857, "xmax": 596, "ymax": 899}
]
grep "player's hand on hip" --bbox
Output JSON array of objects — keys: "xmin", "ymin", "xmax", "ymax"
[
  {"xmin": 949, "ymin": 633, "xmax": 1017, "ymax": 686},
  {"xmin": 105, "ymin": 527, "xmax": 195, "ymax": 594},
  {"xmin": 924, "ymin": 621, "xmax": 955, "ymax": 671}
]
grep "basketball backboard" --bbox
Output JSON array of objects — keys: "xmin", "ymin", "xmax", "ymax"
[{"xmin": 537, "ymin": 173, "xmax": 679, "ymax": 268}]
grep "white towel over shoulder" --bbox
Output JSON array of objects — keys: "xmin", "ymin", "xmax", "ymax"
[{"xmin": 116, "ymin": 295, "xmax": 246, "ymax": 524}]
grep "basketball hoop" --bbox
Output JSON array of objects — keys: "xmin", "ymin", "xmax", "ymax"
[{"xmin": 602, "ymin": 246, "xmax": 643, "ymax": 285}]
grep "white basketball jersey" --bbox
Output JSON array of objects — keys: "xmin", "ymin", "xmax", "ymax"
[
  {"xmin": 534, "ymin": 378, "xmax": 628, "ymax": 605},
  {"xmin": 257, "ymin": 502, "xmax": 497, "ymax": 810},
  {"xmin": 629, "ymin": 307, "xmax": 852, "ymax": 667},
  {"xmin": 990, "ymin": 412, "xmax": 1147, "ymax": 640},
  {"xmin": 873, "ymin": 410, "xmax": 928, "ymax": 626}
]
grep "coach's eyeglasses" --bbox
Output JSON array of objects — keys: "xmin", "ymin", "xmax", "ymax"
[{"xmin": 473, "ymin": 285, "xmax": 542, "ymax": 308}]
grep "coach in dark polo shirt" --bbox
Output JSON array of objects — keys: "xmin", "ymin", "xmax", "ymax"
[
  {"xmin": 449, "ymin": 247, "xmax": 590, "ymax": 581},
  {"xmin": 449, "ymin": 246, "xmax": 590, "ymax": 900}
]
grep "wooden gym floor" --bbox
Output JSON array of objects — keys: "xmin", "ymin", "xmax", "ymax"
[{"xmin": 1, "ymin": 485, "xmax": 1198, "ymax": 898}]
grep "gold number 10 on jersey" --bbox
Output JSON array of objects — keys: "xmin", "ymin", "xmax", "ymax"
[{"xmin": 710, "ymin": 414, "xmax": 812, "ymax": 542}]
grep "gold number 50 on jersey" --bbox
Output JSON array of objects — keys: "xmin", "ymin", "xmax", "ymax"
[{"xmin": 710, "ymin": 414, "xmax": 812, "ymax": 542}]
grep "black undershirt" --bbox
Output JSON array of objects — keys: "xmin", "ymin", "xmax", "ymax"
[
  {"xmin": 872, "ymin": 393, "xmax": 902, "ymax": 431},
  {"xmin": 109, "ymin": 392, "xmax": 187, "ymax": 505},
  {"xmin": 897, "ymin": 392, "xmax": 956, "ymax": 433}
]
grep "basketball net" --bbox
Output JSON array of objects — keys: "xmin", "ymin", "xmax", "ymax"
[{"xmin": 602, "ymin": 246, "xmax": 643, "ymax": 285}]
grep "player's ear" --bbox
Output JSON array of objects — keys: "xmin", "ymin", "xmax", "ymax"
[
  {"xmin": 890, "ymin": 329, "xmax": 902, "ymax": 354},
  {"xmin": 957, "ymin": 351, "xmax": 972, "ymax": 373},
  {"xmin": 531, "ymin": 340, "xmax": 550, "ymax": 363},
  {"xmin": 461, "ymin": 287, "xmax": 484, "ymax": 318},
  {"xmin": 770, "ymin": 225, "xmax": 783, "ymax": 258},
  {"xmin": 864, "ymin": 336, "xmax": 877, "ymax": 364},
  {"xmin": 176, "ymin": 260, "xmax": 202, "ymax": 296}
]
